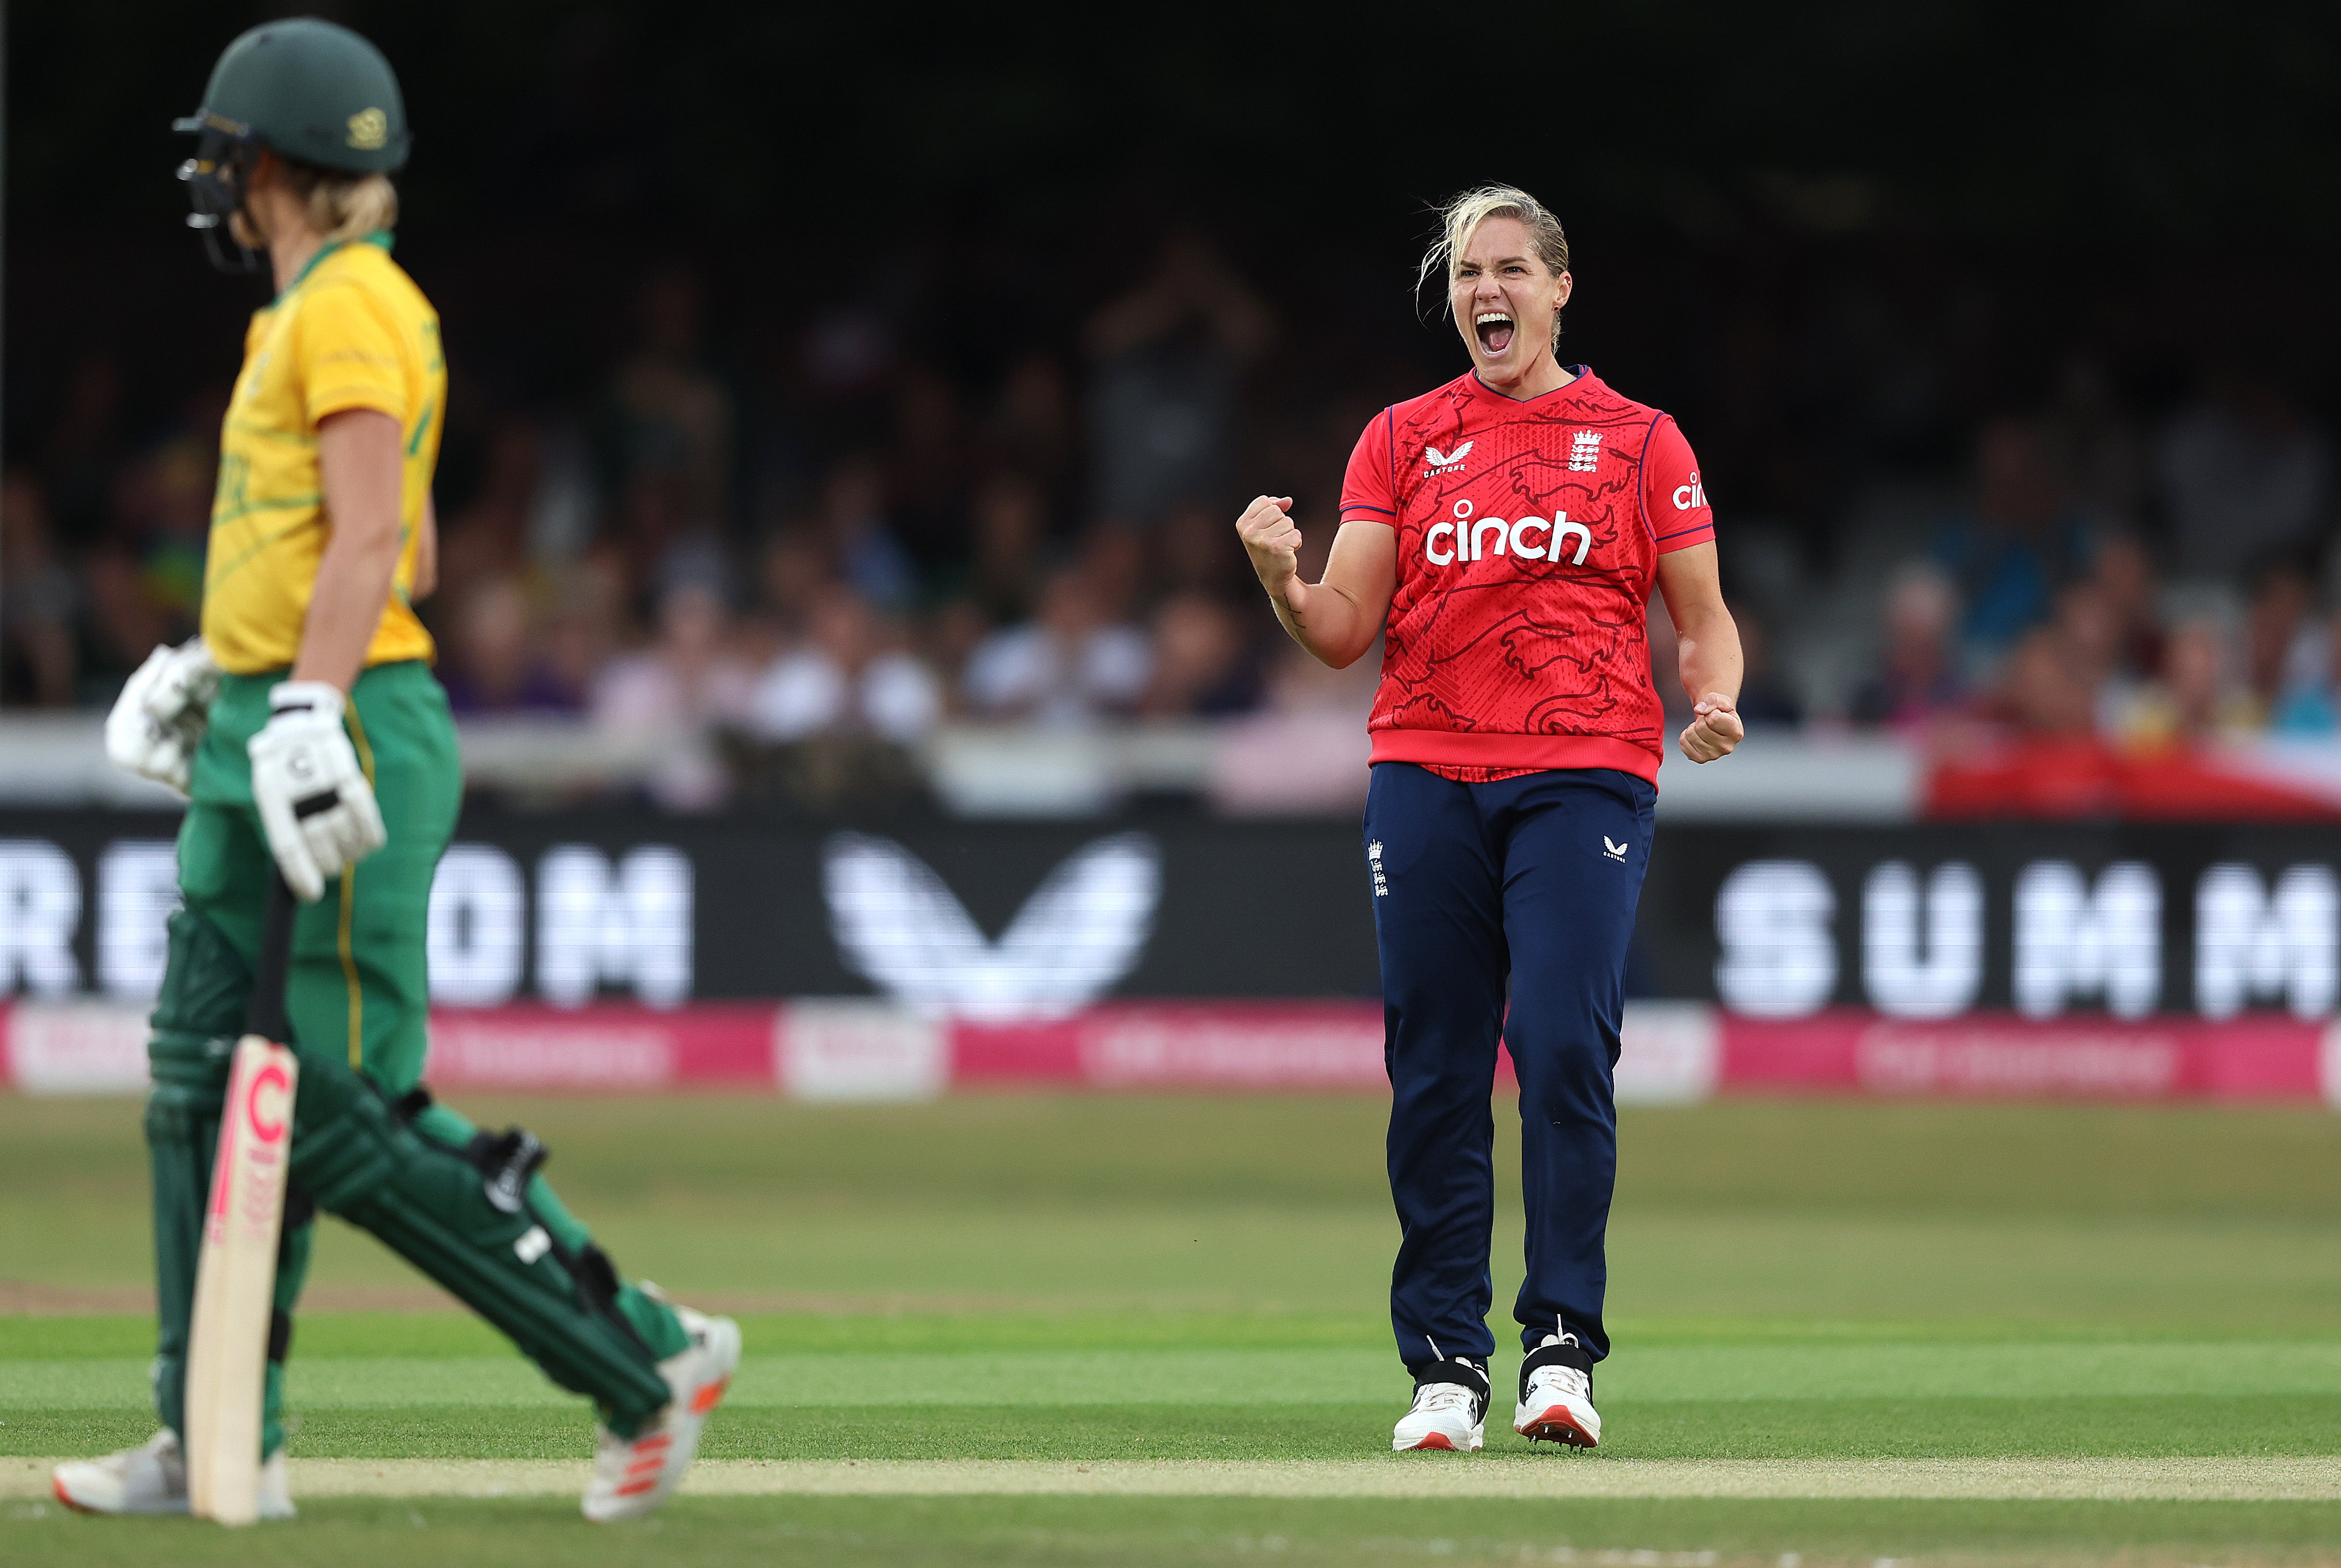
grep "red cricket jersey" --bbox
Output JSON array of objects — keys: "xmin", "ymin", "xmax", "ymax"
[{"xmin": 1339, "ymin": 367, "xmax": 1714, "ymax": 785}]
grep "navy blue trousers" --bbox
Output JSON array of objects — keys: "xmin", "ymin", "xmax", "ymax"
[{"xmin": 1366, "ymin": 761, "xmax": 1657, "ymax": 1372}]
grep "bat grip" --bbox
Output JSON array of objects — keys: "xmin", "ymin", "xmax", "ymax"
[{"xmin": 245, "ymin": 873, "xmax": 297, "ymax": 1043}]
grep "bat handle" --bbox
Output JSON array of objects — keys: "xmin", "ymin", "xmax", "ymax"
[{"xmin": 244, "ymin": 873, "xmax": 297, "ymax": 1044}]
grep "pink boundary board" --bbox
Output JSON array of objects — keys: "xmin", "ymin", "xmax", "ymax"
[{"xmin": 2, "ymin": 999, "xmax": 2334, "ymax": 1102}]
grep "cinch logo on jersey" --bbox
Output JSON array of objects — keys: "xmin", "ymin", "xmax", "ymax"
[
  {"xmin": 1423, "ymin": 498, "xmax": 1591, "ymax": 568},
  {"xmin": 1673, "ymin": 472, "xmax": 1707, "ymax": 510},
  {"xmin": 1423, "ymin": 442, "xmax": 1473, "ymax": 474}
]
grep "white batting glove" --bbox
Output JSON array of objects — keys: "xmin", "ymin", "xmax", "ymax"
[
  {"xmin": 103, "ymin": 637, "xmax": 223, "ymax": 797},
  {"xmin": 248, "ymin": 681, "xmax": 387, "ymax": 902}
]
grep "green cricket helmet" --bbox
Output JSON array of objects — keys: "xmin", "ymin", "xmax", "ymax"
[{"xmin": 173, "ymin": 17, "xmax": 410, "ymax": 272}]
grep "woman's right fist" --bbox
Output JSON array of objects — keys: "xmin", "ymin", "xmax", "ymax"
[{"xmin": 1236, "ymin": 494, "xmax": 1301, "ymax": 592}]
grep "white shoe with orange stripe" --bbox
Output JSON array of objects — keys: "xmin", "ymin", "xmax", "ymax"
[
  {"xmin": 581, "ymin": 1303, "xmax": 741, "ymax": 1522},
  {"xmin": 1513, "ymin": 1333, "xmax": 1601, "ymax": 1449},
  {"xmin": 1392, "ymin": 1357, "xmax": 1489, "ymax": 1452},
  {"xmin": 50, "ymin": 1429, "xmax": 296, "ymax": 1520}
]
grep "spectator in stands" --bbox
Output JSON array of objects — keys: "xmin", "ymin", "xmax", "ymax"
[
  {"xmin": 920, "ymin": 597, "xmax": 994, "ymax": 715},
  {"xmin": 438, "ymin": 414, "xmax": 543, "ymax": 589},
  {"xmin": 1994, "ymin": 622, "xmax": 2099, "ymax": 737},
  {"xmin": 607, "ymin": 470, "xmax": 708, "ymax": 608},
  {"xmin": 961, "ymin": 471, "xmax": 1048, "ymax": 625},
  {"xmin": 962, "ymin": 559, "xmax": 1151, "ymax": 724},
  {"xmin": 2117, "ymin": 618, "xmax": 2245, "ymax": 749},
  {"xmin": 2273, "ymin": 606, "xmax": 2341, "ymax": 735},
  {"xmin": 2090, "ymin": 533, "xmax": 2166, "ymax": 683},
  {"xmin": 1140, "ymin": 592, "xmax": 1259, "ymax": 717},
  {"xmin": 1934, "ymin": 417, "xmax": 2091, "ymax": 666},
  {"xmin": 818, "ymin": 455, "xmax": 917, "ymax": 612},
  {"xmin": 2045, "ymin": 575, "xmax": 2164, "ymax": 739},
  {"xmin": 758, "ymin": 527, "xmax": 833, "ymax": 643},
  {"xmin": 593, "ymin": 578, "xmax": 754, "ymax": 732},
  {"xmin": 2238, "ymin": 557, "xmax": 2324, "ymax": 731},
  {"xmin": 439, "ymin": 576, "xmax": 580, "ymax": 714},
  {"xmin": 1257, "ymin": 634, "xmax": 1381, "ymax": 717},
  {"xmin": 747, "ymin": 589, "xmax": 941, "ymax": 743},
  {"xmin": 1084, "ymin": 231, "xmax": 1274, "ymax": 523},
  {"xmin": 591, "ymin": 578, "xmax": 756, "ymax": 809},
  {"xmin": 1850, "ymin": 562, "xmax": 1966, "ymax": 730},
  {"xmin": 1078, "ymin": 522, "xmax": 1147, "ymax": 627},
  {"xmin": 2157, "ymin": 363, "xmax": 2331, "ymax": 584},
  {"xmin": 0, "ymin": 471, "xmax": 78, "ymax": 707},
  {"xmin": 1207, "ymin": 636, "xmax": 1380, "ymax": 814},
  {"xmin": 537, "ymin": 560, "xmax": 625, "ymax": 713}
]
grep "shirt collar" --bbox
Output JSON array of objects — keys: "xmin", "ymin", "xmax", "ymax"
[
  {"xmin": 272, "ymin": 230, "xmax": 393, "ymax": 305},
  {"xmin": 1468, "ymin": 364, "xmax": 1598, "ymax": 408}
]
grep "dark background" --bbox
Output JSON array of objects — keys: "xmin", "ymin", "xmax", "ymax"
[{"xmin": 11, "ymin": 0, "xmax": 2340, "ymax": 553}]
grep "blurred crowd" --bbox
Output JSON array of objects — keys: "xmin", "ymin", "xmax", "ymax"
[
  {"xmin": 1791, "ymin": 369, "xmax": 2339, "ymax": 755},
  {"xmin": 3, "ymin": 231, "xmax": 2335, "ymax": 808},
  {"xmin": 2, "ymin": 237, "xmax": 1384, "ymax": 807}
]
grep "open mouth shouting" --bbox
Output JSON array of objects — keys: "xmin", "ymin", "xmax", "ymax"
[{"xmin": 1475, "ymin": 311, "xmax": 1515, "ymax": 357}]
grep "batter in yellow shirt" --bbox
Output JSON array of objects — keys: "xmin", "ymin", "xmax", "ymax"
[{"xmin": 202, "ymin": 230, "xmax": 443, "ymax": 674}]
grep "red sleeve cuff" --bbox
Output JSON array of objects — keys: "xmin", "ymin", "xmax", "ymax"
[{"xmin": 1655, "ymin": 523, "xmax": 1715, "ymax": 553}]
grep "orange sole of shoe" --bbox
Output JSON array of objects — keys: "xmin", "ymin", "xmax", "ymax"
[{"xmin": 1516, "ymin": 1407, "xmax": 1598, "ymax": 1448}]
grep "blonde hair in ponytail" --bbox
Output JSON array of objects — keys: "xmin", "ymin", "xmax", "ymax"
[
  {"xmin": 267, "ymin": 158, "xmax": 399, "ymax": 246},
  {"xmin": 302, "ymin": 171, "xmax": 399, "ymax": 245}
]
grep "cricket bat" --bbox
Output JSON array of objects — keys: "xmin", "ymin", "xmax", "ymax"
[{"xmin": 185, "ymin": 876, "xmax": 299, "ymax": 1526}]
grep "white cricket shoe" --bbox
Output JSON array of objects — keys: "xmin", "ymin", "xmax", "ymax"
[
  {"xmin": 51, "ymin": 1429, "xmax": 295, "ymax": 1519},
  {"xmin": 1514, "ymin": 1334, "xmax": 1601, "ymax": 1448},
  {"xmin": 582, "ymin": 1303, "xmax": 741, "ymax": 1522},
  {"xmin": 1392, "ymin": 1359, "xmax": 1489, "ymax": 1452}
]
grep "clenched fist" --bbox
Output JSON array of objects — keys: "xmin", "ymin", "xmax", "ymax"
[
  {"xmin": 1679, "ymin": 692, "xmax": 1745, "ymax": 764},
  {"xmin": 1235, "ymin": 494, "xmax": 1301, "ymax": 601}
]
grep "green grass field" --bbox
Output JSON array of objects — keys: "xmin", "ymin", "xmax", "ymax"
[{"xmin": 5, "ymin": 1091, "xmax": 2340, "ymax": 1564}]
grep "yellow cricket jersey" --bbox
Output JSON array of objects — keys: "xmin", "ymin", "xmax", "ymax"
[{"xmin": 202, "ymin": 232, "xmax": 444, "ymax": 674}]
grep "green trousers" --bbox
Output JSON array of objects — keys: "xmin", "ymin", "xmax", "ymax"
[{"xmin": 147, "ymin": 661, "xmax": 686, "ymax": 1455}]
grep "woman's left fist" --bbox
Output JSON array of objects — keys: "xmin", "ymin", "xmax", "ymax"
[{"xmin": 1679, "ymin": 693, "xmax": 1744, "ymax": 764}]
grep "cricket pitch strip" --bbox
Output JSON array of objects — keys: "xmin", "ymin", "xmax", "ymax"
[{"xmin": 7, "ymin": 1456, "xmax": 2339, "ymax": 1503}]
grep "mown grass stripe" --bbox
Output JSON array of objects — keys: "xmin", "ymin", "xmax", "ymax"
[
  {"xmin": 9, "ymin": 1456, "xmax": 2340, "ymax": 1502},
  {"xmin": 10, "ymin": 1342, "xmax": 2341, "ymax": 1412}
]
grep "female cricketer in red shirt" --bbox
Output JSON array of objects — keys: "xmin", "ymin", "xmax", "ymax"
[{"xmin": 1238, "ymin": 186, "xmax": 1744, "ymax": 1453}]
